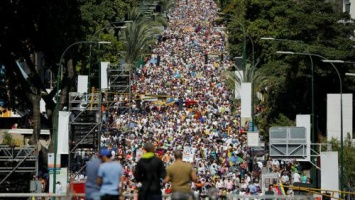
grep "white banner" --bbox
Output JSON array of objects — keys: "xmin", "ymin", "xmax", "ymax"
[
  {"xmin": 321, "ymin": 152, "xmax": 339, "ymax": 199},
  {"xmin": 296, "ymin": 114, "xmax": 311, "ymax": 162},
  {"xmin": 234, "ymin": 70, "xmax": 243, "ymax": 99},
  {"xmin": 247, "ymin": 132, "xmax": 259, "ymax": 147},
  {"xmin": 241, "ymin": 82, "xmax": 252, "ymax": 118},
  {"xmin": 182, "ymin": 146, "xmax": 195, "ymax": 163},
  {"xmin": 57, "ymin": 111, "xmax": 71, "ymax": 154},
  {"xmin": 77, "ymin": 75, "xmax": 88, "ymax": 93},
  {"xmin": 327, "ymin": 94, "xmax": 353, "ymax": 140},
  {"xmin": 48, "ymin": 153, "xmax": 61, "ymax": 170},
  {"xmin": 101, "ymin": 62, "xmax": 109, "ymax": 89}
]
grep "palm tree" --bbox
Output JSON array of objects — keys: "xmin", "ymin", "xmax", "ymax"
[{"xmin": 121, "ymin": 8, "xmax": 163, "ymax": 67}]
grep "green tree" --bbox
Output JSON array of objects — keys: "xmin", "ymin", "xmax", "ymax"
[
  {"xmin": 223, "ymin": 0, "xmax": 355, "ymax": 137},
  {"xmin": 121, "ymin": 8, "xmax": 163, "ymax": 68},
  {"xmin": 2, "ymin": 132, "xmax": 15, "ymax": 146},
  {"xmin": 79, "ymin": 0, "xmax": 128, "ymax": 88},
  {"xmin": 328, "ymin": 136, "xmax": 355, "ymax": 188},
  {"xmin": 0, "ymin": 0, "xmax": 83, "ymax": 146}
]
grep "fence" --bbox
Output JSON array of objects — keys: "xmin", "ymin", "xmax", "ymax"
[{"xmin": 0, "ymin": 193, "xmax": 315, "ymax": 200}]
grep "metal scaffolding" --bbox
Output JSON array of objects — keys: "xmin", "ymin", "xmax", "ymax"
[
  {"xmin": 68, "ymin": 92, "xmax": 102, "ymax": 154},
  {"xmin": 101, "ymin": 65, "xmax": 132, "ymax": 143},
  {"xmin": 0, "ymin": 145, "xmax": 38, "ymax": 186},
  {"xmin": 106, "ymin": 65, "xmax": 131, "ymax": 115}
]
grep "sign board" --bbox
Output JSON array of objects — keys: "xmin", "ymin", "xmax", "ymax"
[
  {"xmin": 182, "ymin": 146, "xmax": 195, "ymax": 163},
  {"xmin": 247, "ymin": 132, "xmax": 259, "ymax": 147},
  {"xmin": 48, "ymin": 153, "xmax": 61, "ymax": 172},
  {"xmin": 49, "ymin": 168, "xmax": 68, "ymax": 194},
  {"xmin": 269, "ymin": 127, "xmax": 307, "ymax": 158}
]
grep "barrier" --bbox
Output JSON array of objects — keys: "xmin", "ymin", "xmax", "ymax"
[
  {"xmin": 274, "ymin": 184, "xmax": 355, "ymax": 200},
  {"xmin": 0, "ymin": 193, "xmax": 313, "ymax": 199}
]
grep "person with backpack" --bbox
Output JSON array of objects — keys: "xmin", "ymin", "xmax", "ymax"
[{"xmin": 134, "ymin": 143, "xmax": 166, "ymax": 200}]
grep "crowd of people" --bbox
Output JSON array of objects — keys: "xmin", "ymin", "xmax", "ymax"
[{"xmin": 87, "ymin": 0, "xmax": 312, "ymax": 198}]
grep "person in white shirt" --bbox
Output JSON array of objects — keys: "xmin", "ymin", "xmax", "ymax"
[
  {"xmin": 215, "ymin": 177, "xmax": 224, "ymax": 190},
  {"xmin": 292, "ymin": 171, "xmax": 301, "ymax": 183},
  {"xmin": 244, "ymin": 174, "xmax": 251, "ymax": 185},
  {"xmin": 55, "ymin": 181, "xmax": 63, "ymax": 194},
  {"xmin": 281, "ymin": 172, "xmax": 290, "ymax": 184}
]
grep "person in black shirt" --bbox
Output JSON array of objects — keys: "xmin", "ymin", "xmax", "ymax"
[{"xmin": 134, "ymin": 143, "xmax": 166, "ymax": 200}]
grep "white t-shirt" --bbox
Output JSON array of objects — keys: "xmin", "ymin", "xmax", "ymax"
[
  {"xmin": 216, "ymin": 180, "xmax": 224, "ymax": 189},
  {"xmin": 293, "ymin": 173, "xmax": 301, "ymax": 183},
  {"xmin": 281, "ymin": 175, "xmax": 289, "ymax": 184}
]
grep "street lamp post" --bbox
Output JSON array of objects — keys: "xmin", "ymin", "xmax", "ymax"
[
  {"xmin": 262, "ymin": 37, "xmax": 317, "ymax": 187},
  {"xmin": 230, "ymin": 20, "xmax": 256, "ymax": 131},
  {"xmin": 261, "ymin": 37, "xmax": 315, "ymax": 152},
  {"xmin": 89, "ymin": 23, "xmax": 130, "ymax": 91},
  {"xmin": 277, "ymin": 51, "xmax": 344, "ymax": 195},
  {"xmin": 53, "ymin": 41, "xmax": 110, "ymax": 195}
]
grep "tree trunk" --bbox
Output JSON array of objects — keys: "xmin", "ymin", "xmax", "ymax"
[
  {"xmin": 27, "ymin": 92, "xmax": 41, "ymax": 145},
  {"xmin": 49, "ymin": 59, "xmax": 74, "ymax": 153}
]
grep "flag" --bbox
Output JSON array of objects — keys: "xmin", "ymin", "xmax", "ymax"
[{"xmin": 279, "ymin": 182, "xmax": 286, "ymax": 196}]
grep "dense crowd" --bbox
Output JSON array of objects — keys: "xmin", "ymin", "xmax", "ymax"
[{"xmin": 81, "ymin": 0, "xmax": 311, "ymax": 198}]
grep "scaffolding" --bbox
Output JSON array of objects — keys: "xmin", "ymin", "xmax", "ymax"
[
  {"xmin": 106, "ymin": 65, "xmax": 131, "ymax": 114},
  {"xmin": 0, "ymin": 145, "xmax": 38, "ymax": 191},
  {"xmin": 100, "ymin": 65, "xmax": 132, "ymax": 148},
  {"xmin": 68, "ymin": 92, "xmax": 102, "ymax": 173}
]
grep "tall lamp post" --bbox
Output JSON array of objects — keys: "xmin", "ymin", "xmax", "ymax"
[
  {"xmin": 261, "ymin": 37, "xmax": 316, "ymax": 186},
  {"xmin": 230, "ymin": 20, "xmax": 256, "ymax": 130},
  {"xmin": 261, "ymin": 37, "xmax": 315, "ymax": 144},
  {"xmin": 88, "ymin": 22, "xmax": 131, "ymax": 90},
  {"xmin": 276, "ymin": 51, "xmax": 344, "ymax": 196},
  {"xmin": 53, "ymin": 40, "xmax": 110, "ymax": 195}
]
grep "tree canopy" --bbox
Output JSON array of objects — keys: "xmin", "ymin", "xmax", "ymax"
[
  {"xmin": 0, "ymin": 0, "xmax": 166, "ymax": 147},
  {"xmin": 222, "ymin": 0, "xmax": 355, "ymax": 138}
]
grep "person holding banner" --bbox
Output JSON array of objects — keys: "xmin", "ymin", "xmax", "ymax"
[{"xmin": 164, "ymin": 150, "xmax": 198, "ymax": 200}]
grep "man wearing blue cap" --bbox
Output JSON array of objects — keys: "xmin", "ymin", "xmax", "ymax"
[{"xmin": 97, "ymin": 149, "xmax": 124, "ymax": 200}]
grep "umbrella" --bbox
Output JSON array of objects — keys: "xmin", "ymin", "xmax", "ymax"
[
  {"xmin": 228, "ymin": 156, "xmax": 237, "ymax": 163},
  {"xmin": 174, "ymin": 73, "xmax": 182, "ymax": 78},
  {"xmin": 228, "ymin": 156, "xmax": 244, "ymax": 164},
  {"xmin": 150, "ymin": 58, "xmax": 157, "ymax": 64}
]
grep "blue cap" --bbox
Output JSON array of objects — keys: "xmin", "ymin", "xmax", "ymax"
[{"xmin": 99, "ymin": 149, "xmax": 111, "ymax": 158}]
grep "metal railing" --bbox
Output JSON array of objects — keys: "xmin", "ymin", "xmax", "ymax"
[{"xmin": 0, "ymin": 193, "xmax": 314, "ymax": 200}]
